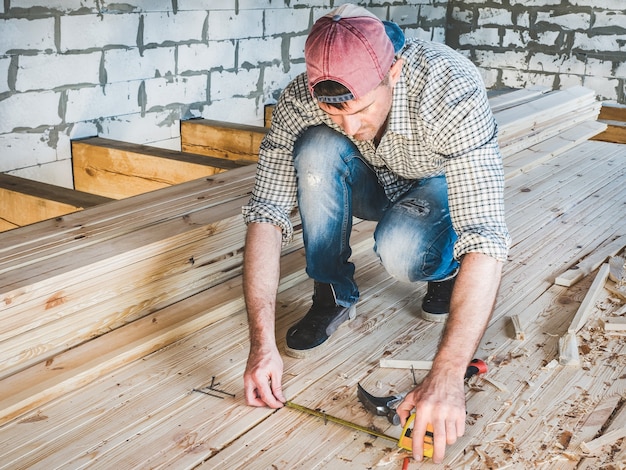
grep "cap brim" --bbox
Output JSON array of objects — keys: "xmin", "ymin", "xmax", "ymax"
[{"xmin": 383, "ymin": 21, "xmax": 405, "ymax": 54}]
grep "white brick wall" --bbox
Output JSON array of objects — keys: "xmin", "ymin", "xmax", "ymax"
[
  {"xmin": 450, "ymin": 1, "xmax": 626, "ymax": 104},
  {"xmin": 60, "ymin": 14, "xmax": 140, "ymax": 51},
  {"xmin": 16, "ymin": 53, "xmax": 101, "ymax": 91},
  {"xmin": 0, "ymin": 18, "xmax": 55, "ymax": 53},
  {"xmin": 0, "ymin": 91, "xmax": 61, "ymax": 134}
]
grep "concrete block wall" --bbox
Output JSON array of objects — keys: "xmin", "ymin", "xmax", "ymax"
[
  {"xmin": 447, "ymin": 1, "xmax": 626, "ymax": 105},
  {"xmin": 0, "ymin": 1, "xmax": 445, "ymax": 188}
]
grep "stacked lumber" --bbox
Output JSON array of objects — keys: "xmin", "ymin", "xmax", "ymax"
[
  {"xmin": 72, "ymin": 136, "xmax": 248, "ymax": 199},
  {"xmin": 592, "ymin": 103, "xmax": 626, "ymax": 144},
  {"xmin": 180, "ymin": 118, "xmax": 267, "ymax": 163},
  {"xmin": 0, "ymin": 86, "xmax": 607, "ymax": 433},
  {"xmin": 0, "ymin": 173, "xmax": 112, "ymax": 233}
]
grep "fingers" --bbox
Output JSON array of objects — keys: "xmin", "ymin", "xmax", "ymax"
[
  {"xmin": 243, "ymin": 349, "xmax": 286, "ymax": 408},
  {"xmin": 244, "ymin": 369, "xmax": 285, "ymax": 408}
]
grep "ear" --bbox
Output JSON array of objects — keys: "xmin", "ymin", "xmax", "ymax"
[{"xmin": 388, "ymin": 59, "xmax": 404, "ymax": 87}]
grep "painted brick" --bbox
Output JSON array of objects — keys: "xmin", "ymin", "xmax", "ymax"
[
  {"xmin": 208, "ymin": 10, "xmax": 264, "ymax": 41},
  {"xmin": 236, "ymin": 0, "xmax": 280, "ymax": 9},
  {"xmin": 64, "ymin": 82, "xmax": 140, "ymax": 123},
  {"xmin": 105, "ymin": 47, "xmax": 176, "ymax": 83},
  {"xmin": 389, "ymin": 6, "xmax": 419, "ymax": 25},
  {"xmin": 475, "ymin": 50, "xmax": 527, "ymax": 70},
  {"xmin": 417, "ymin": 5, "xmax": 447, "ymax": 24},
  {"xmin": 0, "ymin": 58, "xmax": 10, "ymax": 94},
  {"xmin": 0, "ymin": 91, "xmax": 60, "ymax": 134},
  {"xmin": 570, "ymin": 0, "xmax": 624, "ymax": 9},
  {"xmin": 459, "ymin": 28, "xmax": 501, "ymax": 47},
  {"xmin": 450, "ymin": 7, "xmax": 474, "ymax": 24},
  {"xmin": 510, "ymin": 0, "xmax": 561, "ymax": 5},
  {"xmin": 593, "ymin": 11, "xmax": 626, "ymax": 30},
  {"xmin": 10, "ymin": 158, "xmax": 74, "ymax": 189},
  {"xmin": 99, "ymin": 110, "xmax": 182, "ymax": 145},
  {"xmin": 178, "ymin": 41, "xmax": 236, "ymax": 74},
  {"xmin": 210, "ymin": 68, "xmax": 261, "ymax": 100},
  {"xmin": 431, "ymin": 27, "xmax": 446, "ymax": 44},
  {"xmin": 615, "ymin": 62, "xmax": 626, "ymax": 81},
  {"xmin": 535, "ymin": 12, "xmax": 591, "ymax": 31},
  {"xmin": 573, "ymin": 33, "xmax": 625, "ymax": 52},
  {"xmin": 8, "ymin": 0, "xmax": 94, "ymax": 11},
  {"xmin": 16, "ymin": 52, "xmax": 101, "ymax": 92},
  {"xmin": 144, "ymin": 75, "xmax": 208, "ymax": 109},
  {"xmin": 60, "ymin": 13, "xmax": 140, "ymax": 51},
  {"xmin": 585, "ymin": 58, "xmax": 615, "ymax": 78},
  {"xmin": 478, "ymin": 68, "xmax": 499, "ymax": 89},
  {"xmin": 102, "ymin": 1, "xmax": 174, "ymax": 12},
  {"xmin": 289, "ymin": 35, "xmax": 308, "ymax": 63},
  {"xmin": 0, "ymin": 18, "xmax": 55, "ymax": 54},
  {"xmin": 239, "ymin": 37, "xmax": 283, "ymax": 67},
  {"xmin": 501, "ymin": 29, "xmax": 532, "ymax": 48},
  {"xmin": 528, "ymin": 52, "xmax": 586, "ymax": 75},
  {"xmin": 513, "ymin": 11, "xmax": 530, "ymax": 28},
  {"xmin": 535, "ymin": 30, "xmax": 561, "ymax": 47},
  {"xmin": 477, "ymin": 8, "xmax": 512, "ymax": 27},
  {"xmin": 182, "ymin": 0, "xmax": 234, "ymax": 10},
  {"xmin": 558, "ymin": 74, "xmax": 585, "ymax": 90},
  {"xmin": 265, "ymin": 8, "xmax": 311, "ymax": 35},
  {"xmin": 584, "ymin": 75, "xmax": 619, "ymax": 101},
  {"xmin": 203, "ymin": 96, "xmax": 263, "ymax": 127},
  {"xmin": 143, "ymin": 11, "xmax": 208, "ymax": 45},
  {"xmin": 0, "ymin": 130, "xmax": 59, "ymax": 172},
  {"xmin": 262, "ymin": 63, "xmax": 304, "ymax": 99}
]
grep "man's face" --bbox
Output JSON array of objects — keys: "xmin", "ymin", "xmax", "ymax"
[{"xmin": 316, "ymin": 60, "xmax": 403, "ymax": 142}]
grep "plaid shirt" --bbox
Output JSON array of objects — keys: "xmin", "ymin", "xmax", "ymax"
[{"xmin": 243, "ymin": 39, "xmax": 511, "ymax": 262}]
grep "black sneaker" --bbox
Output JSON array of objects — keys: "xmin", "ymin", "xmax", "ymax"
[
  {"xmin": 285, "ymin": 282, "xmax": 356, "ymax": 358},
  {"xmin": 421, "ymin": 275, "xmax": 456, "ymax": 323}
]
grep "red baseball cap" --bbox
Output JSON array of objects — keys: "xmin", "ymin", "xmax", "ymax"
[{"xmin": 305, "ymin": 4, "xmax": 405, "ymax": 103}]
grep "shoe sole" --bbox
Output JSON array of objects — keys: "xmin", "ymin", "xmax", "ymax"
[
  {"xmin": 420, "ymin": 308, "xmax": 448, "ymax": 323},
  {"xmin": 284, "ymin": 305, "xmax": 356, "ymax": 359}
]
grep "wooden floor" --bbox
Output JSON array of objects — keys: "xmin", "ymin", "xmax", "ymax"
[{"xmin": 1, "ymin": 94, "xmax": 626, "ymax": 469}]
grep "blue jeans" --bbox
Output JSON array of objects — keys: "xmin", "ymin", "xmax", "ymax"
[{"xmin": 293, "ymin": 126, "xmax": 459, "ymax": 307}]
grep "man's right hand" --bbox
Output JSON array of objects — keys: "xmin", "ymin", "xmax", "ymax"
[{"xmin": 243, "ymin": 343, "xmax": 286, "ymax": 408}]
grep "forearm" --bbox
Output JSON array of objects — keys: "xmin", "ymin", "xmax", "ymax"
[
  {"xmin": 432, "ymin": 252, "xmax": 502, "ymax": 375},
  {"xmin": 243, "ymin": 222, "xmax": 283, "ymax": 348}
]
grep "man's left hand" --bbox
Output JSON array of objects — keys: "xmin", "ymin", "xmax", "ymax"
[{"xmin": 395, "ymin": 368, "xmax": 466, "ymax": 464}]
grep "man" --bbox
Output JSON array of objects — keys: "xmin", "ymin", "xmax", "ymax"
[{"xmin": 242, "ymin": 4, "xmax": 510, "ymax": 463}]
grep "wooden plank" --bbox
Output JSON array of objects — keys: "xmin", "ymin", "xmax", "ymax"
[
  {"xmin": 488, "ymin": 85, "xmax": 551, "ymax": 113},
  {"xmin": 0, "ymin": 173, "xmax": 111, "ymax": 229},
  {"xmin": 597, "ymin": 104, "xmax": 626, "ymax": 122},
  {"xmin": 559, "ymin": 263, "xmax": 611, "ymax": 365},
  {"xmin": 591, "ymin": 123, "xmax": 626, "ymax": 144},
  {"xmin": 180, "ymin": 119, "xmax": 268, "ymax": 162},
  {"xmin": 72, "ymin": 136, "xmax": 247, "ymax": 199},
  {"xmin": 379, "ymin": 359, "xmax": 433, "ymax": 369},
  {"xmin": 503, "ymin": 120, "xmax": 607, "ymax": 179},
  {"xmin": 555, "ymin": 235, "xmax": 625, "ymax": 287}
]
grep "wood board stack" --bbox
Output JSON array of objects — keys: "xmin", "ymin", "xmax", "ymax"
[
  {"xmin": 0, "ymin": 86, "xmax": 606, "ymax": 438},
  {"xmin": 0, "ymin": 173, "xmax": 112, "ymax": 233}
]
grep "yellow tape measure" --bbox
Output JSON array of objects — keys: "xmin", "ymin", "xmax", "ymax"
[
  {"xmin": 398, "ymin": 414, "xmax": 434, "ymax": 458},
  {"xmin": 285, "ymin": 402, "xmax": 433, "ymax": 459}
]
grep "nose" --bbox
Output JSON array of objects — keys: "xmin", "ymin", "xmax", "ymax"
[{"xmin": 338, "ymin": 114, "xmax": 361, "ymax": 136}]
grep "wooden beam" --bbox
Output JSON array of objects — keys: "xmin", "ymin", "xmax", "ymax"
[
  {"xmin": 555, "ymin": 236, "xmax": 625, "ymax": 287},
  {"xmin": 0, "ymin": 173, "xmax": 111, "ymax": 230},
  {"xmin": 72, "ymin": 137, "xmax": 247, "ymax": 199},
  {"xmin": 559, "ymin": 263, "xmax": 611, "ymax": 365},
  {"xmin": 180, "ymin": 119, "xmax": 268, "ymax": 163}
]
